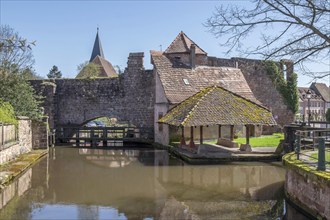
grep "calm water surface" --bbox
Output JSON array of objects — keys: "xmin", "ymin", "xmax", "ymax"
[{"xmin": 0, "ymin": 146, "xmax": 307, "ymax": 219}]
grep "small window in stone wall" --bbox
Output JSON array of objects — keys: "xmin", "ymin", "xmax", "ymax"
[{"xmin": 158, "ymin": 112, "xmax": 163, "ymax": 132}]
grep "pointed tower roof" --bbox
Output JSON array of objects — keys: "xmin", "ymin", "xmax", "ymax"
[
  {"xmin": 164, "ymin": 31, "xmax": 207, "ymax": 55},
  {"xmin": 90, "ymin": 28, "xmax": 105, "ymax": 62}
]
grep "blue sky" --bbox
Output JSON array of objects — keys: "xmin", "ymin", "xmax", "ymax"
[{"xmin": 1, "ymin": 0, "xmax": 329, "ymax": 86}]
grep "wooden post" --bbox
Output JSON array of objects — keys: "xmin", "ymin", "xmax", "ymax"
[
  {"xmin": 90, "ymin": 128, "xmax": 94, "ymax": 147},
  {"xmin": 189, "ymin": 126, "xmax": 195, "ymax": 148},
  {"xmin": 245, "ymin": 125, "xmax": 250, "ymax": 145},
  {"xmin": 76, "ymin": 129, "xmax": 80, "ymax": 147},
  {"xmin": 200, "ymin": 126, "xmax": 203, "ymax": 145},
  {"xmin": 230, "ymin": 125, "xmax": 234, "ymax": 141},
  {"xmin": 103, "ymin": 128, "xmax": 107, "ymax": 147},
  {"xmin": 179, "ymin": 126, "xmax": 186, "ymax": 146},
  {"xmin": 218, "ymin": 125, "xmax": 222, "ymax": 139}
]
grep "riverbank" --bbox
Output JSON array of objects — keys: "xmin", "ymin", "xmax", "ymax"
[
  {"xmin": 0, "ymin": 149, "xmax": 48, "ymax": 189},
  {"xmin": 153, "ymin": 143, "xmax": 281, "ymax": 164},
  {"xmin": 283, "ymin": 152, "xmax": 330, "ymax": 219}
]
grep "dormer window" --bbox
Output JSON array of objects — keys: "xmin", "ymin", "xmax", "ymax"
[
  {"xmin": 175, "ymin": 56, "xmax": 181, "ymax": 61},
  {"xmin": 183, "ymin": 78, "xmax": 190, "ymax": 85}
]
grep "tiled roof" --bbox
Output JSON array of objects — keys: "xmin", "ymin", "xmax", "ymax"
[
  {"xmin": 298, "ymin": 87, "xmax": 323, "ymax": 101},
  {"xmin": 159, "ymin": 86, "xmax": 277, "ymax": 127},
  {"xmin": 310, "ymin": 83, "xmax": 330, "ymax": 102},
  {"xmin": 151, "ymin": 51, "xmax": 261, "ymax": 105},
  {"xmin": 164, "ymin": 31, "xmax": 207, "ymax": 55},
  {"xmin": 91, "ymin": 55, "xmax": 117, "ymax": 77}
]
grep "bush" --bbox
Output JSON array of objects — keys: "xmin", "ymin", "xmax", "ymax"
[
  {"xmin": 0, "ymin": 70, "xmax": 42, "ymax": 120},
  {"xmin": 0, "ymin": 99, "xmax": 17, "ymax": 125}
]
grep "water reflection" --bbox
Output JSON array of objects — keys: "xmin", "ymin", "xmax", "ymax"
[{"xmin": 0, "ymin": 147, "xmax": 305, "ymax": 219}]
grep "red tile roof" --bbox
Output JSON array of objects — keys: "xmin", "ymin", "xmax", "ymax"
[
  {"xmin": 151, "ymin": 51, "xmax": 261, "ymax": 105},
  {"xmin": 164, "ymin": 31, "xmax": 207, "ymax": 55}
]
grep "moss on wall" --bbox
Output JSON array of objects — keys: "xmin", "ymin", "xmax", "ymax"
[{"xmin": 264, "ymin": 61, "xmax": 298, "ymax": 113}]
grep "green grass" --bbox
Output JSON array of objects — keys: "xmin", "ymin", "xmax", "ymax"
[
  {"xmin": 205, "ymin": 133, "xmax": 283, "ymax": 147},
  {"xmin": 234, "ymin": 133, "xmax": 284, "ymax": 147},
  {"xmin": 309, "ymin": 152, "xmax": 330, "ymax": 163}
]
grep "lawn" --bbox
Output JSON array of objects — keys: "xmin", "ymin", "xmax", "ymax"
[
  {"xmin": 310, "ymin": 151, "xmax": 330, "ymax": 163},
  {"xmin": 234, "ymin": 133, "xmax": 284, "ymax": 147},
  {"xmin": 205, "ymin": 133, "xmax": 284, "ymax": 147}
]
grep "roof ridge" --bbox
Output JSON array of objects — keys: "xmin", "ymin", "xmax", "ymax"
[{"xmin": 181, "ymin": 86, "xmax": 215, "ymax": 126}]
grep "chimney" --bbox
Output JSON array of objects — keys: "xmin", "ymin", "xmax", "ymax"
[{"xmin": 190, "ymin": 44, "xmax": 196, "ymax": 69}]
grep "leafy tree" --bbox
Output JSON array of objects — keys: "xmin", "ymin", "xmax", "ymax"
[
  {"xmin": 326, "ymin": 108, "xmax": 330, "ymax": 122},
  {"xmin": 206, "ymin": 0, "xmax": 330, "ymax": 79},
  {"xmin": 47, "ymin": 65, "xmax": 62, "ymax": 79},
  {"xmin": 0, "ymin": 25, "xmax": 35, "ymax": 72},
  {"xmin": 76, "ymin": 61, "xmax": 101, "ymax": 79},
  {"xmin": 0, "ymin": 66, "xmax": 42, "ymax": 120}
]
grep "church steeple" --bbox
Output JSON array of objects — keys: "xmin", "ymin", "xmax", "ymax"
[{"xmin": 89, "ymin": 28, "xmax": 105, "ymax": 62}]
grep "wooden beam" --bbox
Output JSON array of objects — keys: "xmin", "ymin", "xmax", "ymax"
[
  {"xmin": 180, "ymin": 126, "xmax": 186, "ymax": 146},
  {"xmin": 245, "ymin": 125, "xmax": 250, "ymax": 145},
  {"xmin": 200, "ymin": 126, "xmax": 203, "ymax": 145},
  {"xmin": 218, "ymin": 125, "xmax": 222, "ymax": 139},
  {"xmin": 230, "ymin": 125, "xmax": 234, "ymax": 141},
  {"xmin": 189, "ymin": 126, "xmax": 195, "ymax": 148}
]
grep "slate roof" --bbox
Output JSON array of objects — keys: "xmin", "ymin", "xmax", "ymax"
[
  {"xmin": 90, "ymin": 29, "xmax": 105, "ymax": 62},
  {"xmin": 158, "ymin": 86, "xmax": 277, "ymax": 127},
  {"xmin": 310, "ymin": 83, "xmax": 330, "ymax": 102},
  {"xmin": 151, "ymin": 50, "xmax": 261, "ymax": 105},
  {"xmin": 164, "ymin": 31, "xmax": 207, "ymax": 55}
]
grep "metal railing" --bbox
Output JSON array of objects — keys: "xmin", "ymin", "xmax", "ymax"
[
  {"xmin": 294, "ymin": 129, "xmax": 330, "ymax": 171},
  {"xmin": 0, "ymin": 122, "xmax": 18, "ymax": 151}
]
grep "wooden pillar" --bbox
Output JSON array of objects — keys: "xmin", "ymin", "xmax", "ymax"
[
  {"xmin": 230, "ymin": 125, "xmax": 234, "ymax": 141},
  {"xmin": 245, "ymin": 125, "xmax": 250, "ymax": 145},
  {"xmin": 218, "ymin": 125, "xmax": 222, "ymax": 139},
  {"xmin": 103, "ymin": 128, "xmax": 107, "ymax": 147},
  {"xmin": 76, "ymin": 129, "xmax": 80, "ymax": 147},
  {"xmin": 179, "ymin": 126, "xmax": 186, "ymax": 146},
  {"xmin": 189, "ymin": 126, "xmax": 195, "ymax": 148},
  {"xmin": 200, "ymin": 126, "xmax": 203, "ymax": 145}
]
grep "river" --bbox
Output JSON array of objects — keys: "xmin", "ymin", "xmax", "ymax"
[{"xmin": 0, "ymin": 146, "xmax": 309, "ymax": 219}]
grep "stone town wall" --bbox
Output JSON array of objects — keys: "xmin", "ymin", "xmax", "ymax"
[
  {"xmin": 208, "ymin": 57, "xmax": 295, "ymax": 126},
  {"xmin": 0, "ymin": 117, "xmax": 32, "ymax": 164},
  {"xmin": 30, "ymin": 53, "xmax": 155, "ymax": 138}
]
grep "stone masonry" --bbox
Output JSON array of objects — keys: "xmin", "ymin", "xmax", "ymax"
[{"xmin": 30, "ymin": 53, "xmax": 155, "ymax": 139}]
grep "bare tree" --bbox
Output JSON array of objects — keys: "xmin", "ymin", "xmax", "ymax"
[
  {"xmin": 206, "ymin": 0, "xmax": 330, "ymax": 79},
  {"xmin": 0, "ymin": 25, "xmax": 36, "ymax": 72}
]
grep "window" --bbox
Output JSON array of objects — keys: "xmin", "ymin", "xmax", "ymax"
[
  {"xmin": 158, "ymin": 112, "xmax": 163, "ymax": 132},
  {"xmin": 183, "ymin": 78, "xmax": 190, "ymax": 85}
]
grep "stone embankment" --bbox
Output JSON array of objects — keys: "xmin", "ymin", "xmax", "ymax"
[
  {"xmin": 283, "ymin": 152, "xmax": 330, "ymax": 219},
  {"xmin": 154, "ymin": 143, "xmax": 281, "ymax": 164}
]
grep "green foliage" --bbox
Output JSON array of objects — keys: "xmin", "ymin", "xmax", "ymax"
[
  {"xmin": 326, "ymin": 108, "xmax": 330, "ymax": 122},
  {"xmin": 0, "ymin": 99, "xmax": 17, "ymax": 125},
  {"xmin": 264, "ymin": 61, "xmax": 299, "ymax": 113},
  {"xmin": 76, "ymin": 61, "xmax": 101, "ymax": 79},
  {"xmin": 0, "ymin": 25, "xmax": 35, "ymax": 72},
  {"xmin": 0, "ymin": 70, "xmax": 42, "ymax": 120},
  {"xmin": 47, "ymin": 65, "xmax": 62, "ymax": 79}
]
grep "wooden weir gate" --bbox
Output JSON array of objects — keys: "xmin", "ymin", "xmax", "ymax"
[{"xmin": 56, "ymin": 126, "xmax": 153, "ymax": 147}]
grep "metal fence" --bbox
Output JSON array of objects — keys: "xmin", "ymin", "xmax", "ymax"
[
  {"xmin": 294, "ymin": 129, "xmax": 330, "ymax": 171},
  {"xmin": 0, "ymin": 123, "xmax": 18, "ymax": 151}
]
